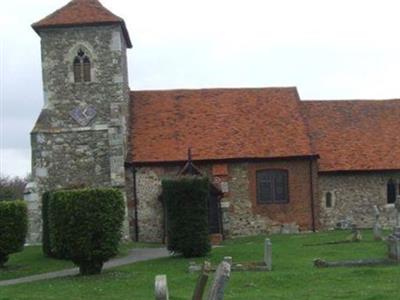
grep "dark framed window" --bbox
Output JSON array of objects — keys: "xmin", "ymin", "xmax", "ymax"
[
  {"xmin": 73, "ymin": 49, "xmax": 91, "ymax": 82},
  {"xmin": 325, "ymin": 192, "xmax": 332, "ymax": 208},
  {"xmin": 256, "ymin": 170, "xmax": 289, "ymax": 204},
  {"xmin": 387, "ymin": 179, "xmax": 396, "ymax": 204}
]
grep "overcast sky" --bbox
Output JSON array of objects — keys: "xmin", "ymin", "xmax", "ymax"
[{"xmin": 1, "ymin": 0, "xmax": 400, "ymax": 178}]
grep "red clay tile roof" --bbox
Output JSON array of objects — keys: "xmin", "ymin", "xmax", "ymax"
[
  {"xmin": 32, "ymin": 0, "xmax": 132, "ymax": 48},
  {"xmin": 129, "ymin": 88, "xmax": 315, "ymax": 163},
  {"xmin": 302, "ymin": 99, "xmax": 400, "ymax": 172}
]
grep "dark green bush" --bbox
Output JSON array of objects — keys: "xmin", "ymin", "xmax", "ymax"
[
  {"xmin": 48, "ymin": 188, "xmax": 125, "ymax": 275},
  {"xmin": 162, "ymin": 177, "xmax": 211, "ymax": 258},
  {"xmin": 0, "ymin": 200, "xmax": 28, "ymax": 267},
  {"xmin": 42, "ymin": 191, "xmax": 69, "ymax": 259},
  {"xmin": 42, "ymin": 191, "xmax": 52, "ymax": 257}
]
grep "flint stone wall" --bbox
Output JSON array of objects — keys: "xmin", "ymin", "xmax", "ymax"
[
  {"xmin": 319, "ymin": 172, "xmax": 400, "ymax": 229},
  {"xmin": 27, "ymin": 24, "xmax": 130, "ymax": 244}
]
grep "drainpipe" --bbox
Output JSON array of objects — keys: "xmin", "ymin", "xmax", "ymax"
[
  {"xmin": 309, "ymin": 159, "xmax": 316, "ymax": 232},
  {"xmin": 131, "ymin": 165, "xmax": 139, "ymax": 242}
]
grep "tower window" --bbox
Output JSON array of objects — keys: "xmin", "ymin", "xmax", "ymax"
[
  {"xmin": 387, "ymin": 179, "xmax": 396, "ymax": 204},
  {"xmin": 73, "ymin": 49, "xmax": 91, "ymax": 82}
]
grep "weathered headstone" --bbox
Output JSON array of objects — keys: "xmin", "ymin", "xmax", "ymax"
[
  {"xmin": 192, "ymin": 261, "xmax": 211, "ymax": 300},
  {"xmin": 387, "ymin": 196, "xmax": 400, "ymax": 261},
  {"xmin": 387, "ymin": 234, "xmax": 400, "ymax": 261},
  {"xmin": 155, "ymin": 275, "xmax": 169, "ymax": 300},
  {"xmin": 347, "ymin": 224, "xmax": 362, "ymax": 242},
  {"xmin": 223, "ymin": 256, "xmax": 232, "ymax": 265},
  {"xmin": 373, "ymin": 223, "xmax": 383, "ymax": 241},
  {"xmin": 207, "ymin": 261, "xmax": 231, "ymax": 300},
  {"xmin": 264, "ymin": 238, "xmax": 272, "ymax": 271},
  {"xmin": 374, "ymin": 205, "xmax": 380, "ymax": 220},
  {"xmin": 280, "ymin": 223, "xmax": 299, "ymax": 234},
  {"xmin": 336, "ymin": 217, "xmax": 353, "ymax": 230},
  {"xmin": 189, "ymin": 261, "xmax": 202, "ymax": 273},
  {"xmin": 395, "ymin": 196, "xmax": 400, "ymax": 229},
  {"xmin": 314, "ymin": 258, "xmax": 396, "ymax": 268},
  {"xmin": 373, "ymin": 205, "xmax": 383, "ymax": 241}
]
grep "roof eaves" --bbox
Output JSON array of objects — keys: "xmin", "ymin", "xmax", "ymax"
[{"xmin": 32, "ymin": 21, "xmax": 132, "ymax": 49}]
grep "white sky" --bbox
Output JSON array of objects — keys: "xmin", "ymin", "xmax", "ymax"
[{"xmin": 1, "ymin": 0, "xmax": 400, "ymax": 177}]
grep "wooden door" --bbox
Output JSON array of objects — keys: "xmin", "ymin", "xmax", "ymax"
[{"xmin": 208, "ymin": 193, "xmax": 222, "ymax": 234}]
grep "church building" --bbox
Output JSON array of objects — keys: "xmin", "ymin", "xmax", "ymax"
[{"xmin": 25, "ymin": 0, "xmax": 400, "ymax": 243}]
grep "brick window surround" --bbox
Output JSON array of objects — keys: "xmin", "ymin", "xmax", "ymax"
[{"xmin": 256, "ymin": 169, "xmax": 289, "ymax": 204}]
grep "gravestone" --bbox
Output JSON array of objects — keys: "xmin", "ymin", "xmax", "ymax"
[
  {"xmin": 192, "ymin": 261, "xmax": 211, "ymax": 300},
  {"xmin": 155, "ymin": 275, "xmax": 169, "ymax": 300},
  {"xmin": 280, "ymin": 223, "xmax": 299, "ymax": 234},
  {"xmin": 347, "ymin": 224, "xmax": 362, "ymax": 242},
  {"xmin": 387, "ymin": 235, "xmax": 400, "ymax": 261},
  {"xmin": 387, "ymin": 196, "xmax": 400, "ymax": 261},
  {"xmin": 207, "ymin": 261, "xmax": 231, "ymax": 300},
  {"xmin": 395, "ymin": 196, "xmax": 400, "ymax": 229},
  {"xmin": 223, "ymin": 256, "xmax": 232, "ymax": 265},
  {"xmin": 373, "ymin": 205, "xmax": 383, "ymax": 241},
  {"xmin": 264, "ymin": 238, "xmax": 272, "ymax": 271},
  {"xmin": 336, "ymin": 217, "xmax": 353, "ymax": 230},
  {"xmin": 189, "ymin": 261, "xmax": 202, "ymax": 273}
]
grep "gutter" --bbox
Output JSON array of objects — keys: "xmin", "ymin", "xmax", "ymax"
[
  {"xmin": 125, "ymin": 162, "xmax": 139, "ymax": 242},
  {"xmin": 132, "ymin": 154, "xmax": 320, "ymax": 167}
]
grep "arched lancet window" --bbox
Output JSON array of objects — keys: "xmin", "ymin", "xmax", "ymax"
[
  {"xmin": 325, "ymin": 192, "xmax": 332, "ymax": 208},
  {"xmin": 73, "ymin": 49, "xmax": 91, "ymax": 82},
  {"xmin": 387, "ymin": 179, "xmax": 396, "ymax": 204}
]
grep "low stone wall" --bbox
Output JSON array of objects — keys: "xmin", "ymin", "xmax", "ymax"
[{"xmin": 319, "ymin": 172, "xmax": 400, "ymax": 229}]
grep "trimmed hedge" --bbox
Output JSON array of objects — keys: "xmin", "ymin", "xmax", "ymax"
[
  {"xmin": 0, "ymin": 200, "xmax": 27, "ymax": 267},
  {"xmin": 42, "ymin": 191, "xmax": 71, "ymax": 259},
  {"xmin": 162, "ymin": 177, "xmax": 211, "ymax": 258},
  {"xmin": 41, "ymin": 191, "xmax": 53, "ymax": 258},
  {"xmin": 48, "ymin": 188, "xmax": 125, "ymax": 275}
]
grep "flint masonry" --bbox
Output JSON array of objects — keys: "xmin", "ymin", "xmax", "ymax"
[{"xmin": 26, "ymin": 0, "xmax": 400, "ymax": 243}]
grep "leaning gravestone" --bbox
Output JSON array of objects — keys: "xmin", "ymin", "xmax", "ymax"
[
  {"xmin": 207, "ymin": 261, "xmax": 231, "ymax": 300},
  {"xmin": 373, "ymin": 205, "xmax": 383, "ymax": 241},
  {"xmin": 155, "ymin": 275, "xmax": 169, "ymax": 300},
  {"xmin": 192, "ymin": 261, "xmax": 211, "ymax": 300}
]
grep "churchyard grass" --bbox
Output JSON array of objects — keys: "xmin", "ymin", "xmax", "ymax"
[
  {"xmin": 0, "ymin": 245, "xmax": 73, "ymax": 281},
  {"xmin": 1, "ymin": 230, "xmax": 400, "ymax": 299},
  {"xmin": 0, "ymin": 242, "xmax": 136, "ymax": 281}
]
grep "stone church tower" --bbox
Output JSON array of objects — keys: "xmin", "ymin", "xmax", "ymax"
[{"xmin": 26, "ymin": 0, "xmax": 132, "ymax": 243}]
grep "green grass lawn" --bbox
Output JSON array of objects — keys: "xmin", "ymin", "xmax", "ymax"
[
  {"xmin": 1, "ymin": 230, "xmax": 400, "ymax": 300},
  {"xmin": 0, "ymin": 242, "xmax": 139, "ymax": 281}
]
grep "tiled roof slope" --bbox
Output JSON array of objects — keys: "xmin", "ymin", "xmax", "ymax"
[
  {"xmin": 129, "ymin": 88, "xmax": 315, "ymax": 163},
  {"xmin": 302, "ymin": 99, "xmax": 400, "ymax": 172},
  {"xmin": 32, "ymin": 0, "xmax": 132, "ymax": 48}
]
